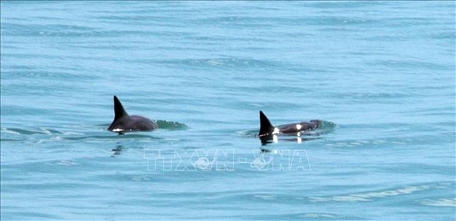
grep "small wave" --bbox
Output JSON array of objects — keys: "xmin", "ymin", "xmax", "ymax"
[
  {"xmin": 253, "ymin": 194, "xmax": 275, "ymax": 200},
  {"xmin": 236, "ymin": 129, "xmax": 257, "ymax": 138},
  {"xmin": 1, "ymin": 123, "xmax": 182, "ymax": 144},
  {"xmin": 63, "ymin": 133, "xmax": 162, "ymax": 141},
  {"xmin": 309, "ymin": 185, "xmax": 430, "ymax": 202},
  {"xmin": 1, "ymin": 127, "xmax": 62, "ymax": 135},
  {"xmin": 155, "ymin": 120, "xmax": 187, "ymax": 130},
  {"xmin": 421, "ymin": 198, "xmax": 456, "ymax": 207},
  {"xmin": 303, "ymin": 213, "xmax": 338, "ymax": 219},
  {"xmin": 1, "ymin": 127, "xmax": 21, "ymax": 135},
  {"xmin": 53, "ymin": 160, "xmax": 78, "ymax": 166}
]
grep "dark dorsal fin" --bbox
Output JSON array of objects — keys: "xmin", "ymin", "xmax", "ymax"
[
  {"xmin": 259, "ymin": 111, "xmax": 274, "ymax": 136},
  {"xmin": 113, "ymin": 95, "xmax": 129, "ymax": 120}
]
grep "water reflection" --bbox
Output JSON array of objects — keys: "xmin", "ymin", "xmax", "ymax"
[
  {"xmin": 111, "ymin": 144, "xmax": 123, "ymax": 157},
  {"xmin": 259, "ymin": 134, "xmax": 321, "ymax": 146}
]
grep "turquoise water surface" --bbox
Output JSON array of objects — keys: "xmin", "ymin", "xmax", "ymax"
[{"xmin": 1, "ymin": 1, "xmax": 455, "ymax": 220}]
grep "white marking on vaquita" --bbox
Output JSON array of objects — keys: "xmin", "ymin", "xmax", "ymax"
[
  {"xmin": 296, "ymin": 124, "xmax": 302, "ymax": 130},
  {"xmin": 112, "ymin": 128, "xmax": 124, "ymax": 132},
  {"xmin": 272, "ymin": 127, "xmax": 280, "ymax": 134}
]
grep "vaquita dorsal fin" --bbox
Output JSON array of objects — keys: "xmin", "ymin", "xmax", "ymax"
[
  {"xmin": 113, "ymin": 95, "xmax": 129, "ymax": 120},
  {"xmin": 259, "ymin": 111, "xmax": 274, "ymax": 136}
]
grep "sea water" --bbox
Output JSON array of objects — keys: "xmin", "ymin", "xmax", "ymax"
[{"xmin": 1, "ymin": 1, "xmax": 455, "ymax": 220}]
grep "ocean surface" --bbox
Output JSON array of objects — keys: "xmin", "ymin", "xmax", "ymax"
[{"xmin": 1, "ymin": 1, "xmax": 455, "ymax": 220}]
